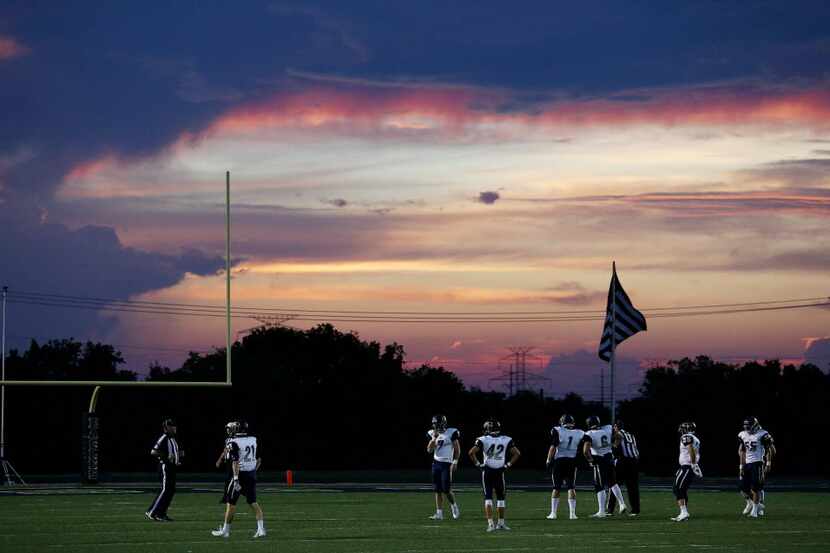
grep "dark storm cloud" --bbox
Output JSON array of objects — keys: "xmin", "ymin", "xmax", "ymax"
[{"xmin": 0, "ymin": 220, "xmax": 226, "ymax": 350}]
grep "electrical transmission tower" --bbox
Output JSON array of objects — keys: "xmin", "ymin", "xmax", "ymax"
[
  {"xmin": 489, "ymin": 346, "xmax": 550, "ymax": 396},
  {"xmin": 236, "ymin": 314, "xmax": 296, "ymax": 338}
]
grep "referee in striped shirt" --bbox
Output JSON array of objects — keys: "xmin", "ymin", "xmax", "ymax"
[
  {"xmin": 146, "ymin": 418, "xmax": 182, "ymax": 521},
  {"xmin": 607, "ymin": 420, "xmax": 640, "ymax": 516}
]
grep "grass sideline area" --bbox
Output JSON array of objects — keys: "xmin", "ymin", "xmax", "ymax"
[{"xmin": 1, "ymin": 488, "xmax": 829, "ymax": 552}]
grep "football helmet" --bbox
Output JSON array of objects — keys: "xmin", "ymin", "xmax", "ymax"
[
  {"xmin": 162, "ymin": 418, "xmax": 177, "ymax": 433},
  {"xmin": 742, "ymin": 416, "xmax": 760, "ymax": 433},
  {"xmin": 678, "ymin": 421, "xmax": 697, "ymax": 434},
  {"xmin": 483, "ymin": 419, "xmax": 501, "ymax": 436},
  {"xmin": 586, "ymin": 415, "xmax": 601, "ymax": 429},
  {"xmin": 559, "ymin": 414, "xmax": 575, "ymax": 428},
  {"xmin": 225, "ymin": 421, "xmax": 240, "ymax": 437},
  {"xmin": 432, "ymin": 414, "xmax": 448, "ymax": 433}
]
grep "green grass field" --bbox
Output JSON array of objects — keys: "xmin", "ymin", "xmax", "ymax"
[{"xmin": 1, "ymin": 488, "xmax": 828, "ymax": 552}]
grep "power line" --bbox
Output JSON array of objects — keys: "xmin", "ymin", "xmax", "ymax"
[
  {"xmin": 8, "ymin": 289, "xmax": 829, "ymax": 316},
  {"xmin": 4, "ymin": 289, "xmax": 827, "ymax": 324}
]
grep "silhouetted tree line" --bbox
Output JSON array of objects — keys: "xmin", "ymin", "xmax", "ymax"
[{"xmin": 3, "ymin": 326, "xmax": 828, "ymax": 477}]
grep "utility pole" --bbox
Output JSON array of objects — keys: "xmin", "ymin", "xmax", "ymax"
[{"xmin": 600, "ymin": 366, "xmax": 605, "ymax": 407}]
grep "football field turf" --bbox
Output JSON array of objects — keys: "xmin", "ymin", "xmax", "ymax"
[{"xmin": 1, "ymin": 488, "xmax": 828, "ymax": 552}]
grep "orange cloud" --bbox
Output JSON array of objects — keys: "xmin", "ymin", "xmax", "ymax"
[
  {"xmin": 0, "ymin": 36, "xmax": 29, "ymax": 60},
  {"xmin": 201, "ymin": 81, "xmax": 830, "ymax": 140}
]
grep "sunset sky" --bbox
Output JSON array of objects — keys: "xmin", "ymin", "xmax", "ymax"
[{"xmin": 1, "ymin": 2, "xmax": 829, "ymax": 396}]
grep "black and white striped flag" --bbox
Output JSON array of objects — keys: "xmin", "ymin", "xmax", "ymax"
[{"xmin": 598, "ymin": 263, "xmax": 647, "ymax": 362}]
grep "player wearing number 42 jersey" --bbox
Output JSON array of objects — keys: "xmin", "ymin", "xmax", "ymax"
[
  {"xmin": 545, "ymin": 414, "xmax": 583, "ymax": 520},
  {"xmin": 738, "ymin": 416, "xmax": 776, "ymax": 518},
  {"xmin": 469, "ymin": 419, "xmax": 521, "ymax": 532},
  {"xmin": 582, "ymin": 416, "xmax": 627, "ymax": 518},
  {"xmin": 211, "ymin": 421, "xmax": 266, "ymax": 539}
]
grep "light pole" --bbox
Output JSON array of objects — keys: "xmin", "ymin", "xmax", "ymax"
[{"xmin": 1, "ymin": 286, "xmax": 25, "ymax": 485}]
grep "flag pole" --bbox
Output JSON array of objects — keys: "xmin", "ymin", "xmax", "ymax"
[
  {"xmin": 226, "ymin": 171, "xmax": 231, "ymax": 385},
  {"xmin": 610, "ymin": 261, "xmax": 616, "ymax": 424}
]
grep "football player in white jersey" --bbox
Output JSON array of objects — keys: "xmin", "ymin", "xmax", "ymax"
[
  {"xmin": 738, "ymin": 416, "xmax": 776, "ymax": 518},
  {"xmin": 211, "ymin": 421, "xmax": 266, "ymax": 539},
  {"xmin": 671, "ymin": 421, "xmax": 702, "ymax": 522},
  {"xmin": 468, "ymin": 419, "xmax": 521, "ymax": 532},
  {"xmin": 426, "ymin": 414, "xmax": 461, "ymax": 520},
  {"xmin": 545, "ymin": 414, "xmax": 584, "ymax": 520},
  {"xmin": 582, "ymin": 415, "xmax": 627, "ymax": 517}
]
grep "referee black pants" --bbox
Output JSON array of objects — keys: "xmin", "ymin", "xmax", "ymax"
[
  {"xmin": 607, "ymin": 457, "xmax": 640, "ymax": 514},
  {"xmin": 148, "ymin": 462, "xmax": 177, "ymax": 516}
]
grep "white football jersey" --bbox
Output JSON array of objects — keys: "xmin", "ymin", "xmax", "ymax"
[
  {"xmin": 552, "ymin": 426, "xmax": 585, "ymax": 459},
  {"xmin": 229, "ymin": 435, "xmax": 259, "ymax": 472},
  {"xmin": 427, "ymin": 427, "xmax": 460, "ymax": 463},
  {"xmin": 678, "ymin": 433, "xmax": 701, "ymax": 466},
  {"xmin": 738, "ymin": 429, "xmax": 773, "ymax": 464},
  {"xmin": 475, "ymin": 434, "xmax": 515, "ymax": 469},
  {"xmin": 585, "ymin": 425, "xmax": 614, "ymax": 456}
]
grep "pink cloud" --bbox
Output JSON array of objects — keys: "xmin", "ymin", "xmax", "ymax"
[
  {"xmin": 198, "ymin": 81, "xmax": 830, "ymax": 141},
  {"xmin": 0, "ymin": 36, "xmax": 30, "ymax": 60}
]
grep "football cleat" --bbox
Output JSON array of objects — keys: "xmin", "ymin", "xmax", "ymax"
[
  {"xmin": 671, "ymin": 512, "xmax": 690, "ymax": 522},
  {"xmin": 590, "ymin": 511, "xmax": 607, "ymax": 518},
  {"xmin": 496, "ymin": 522, "xmax": 511, "ymax": 531},
  {"xmin": 486, "ymin": 524, "xmax": 497, "ymax": 532},
  {"xmin": 546, "ymin": 512, "xmax": 557, "ymax": 519},
  {"xmin": 253, "ymin": 528, "xmax": 266, "ymax": 538},
  {"xmin": 570, "ymin": 513, "xmax": 579, "ymax": 520},
  {"xmin": 428, "ymin": 513, "xmax": 444, "ymax": 520},
  {"xmin": 742, "ymin": 502, "xmax": 753, "ymax": 516},
  {"xmin": 451, "ymin": 504, "xmax": 460, "ymax": 519},
  {"xmin": 211, "ymin": 526, "xmax": 230, "ymax": 538},
  {"xmin": 145, "ymin": 511, "xmax": 162, "ymax": 522}
]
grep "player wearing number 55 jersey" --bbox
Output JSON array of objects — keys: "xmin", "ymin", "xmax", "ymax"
[
  {"xmin": 211, "ymin": 421, "xmax": 266, "ymax": 539},
  {"xmin": 738, "ymin": 416, "xmax": 776, "ymax": 518},
  {"xmin": 582, "ymin": 416, "xmax": 627, "ymax": 518},
  {"xmin": 468, "ymin": 419, "xmax": 520, "ymax": 532},
  {"xmin": 545, "ymin": 414, "xmax": 584, "ymax": 520}
]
